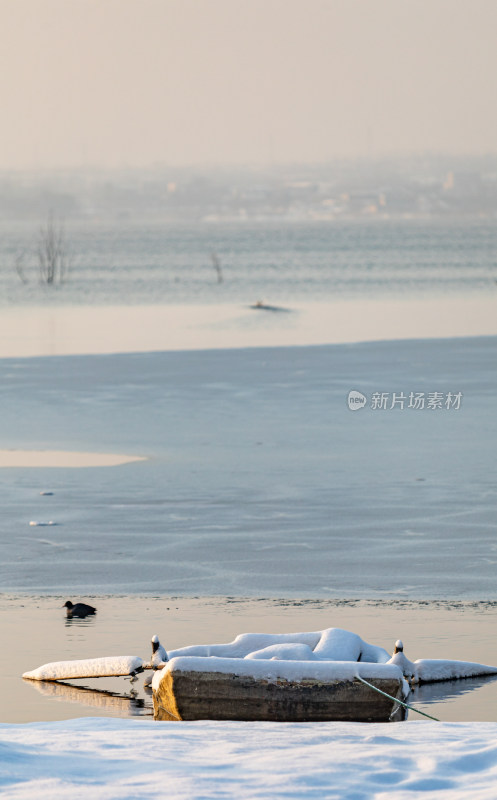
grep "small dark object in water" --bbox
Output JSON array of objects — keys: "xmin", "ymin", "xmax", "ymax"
[
  {"xmin": 249, "ymin": 300, "xmax": 291, "ymax": 313},
  {"xmin": 63, "ymin": 600, "xmax": 97, "ymax": 618}
]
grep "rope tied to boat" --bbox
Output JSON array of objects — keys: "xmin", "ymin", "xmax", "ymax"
[{"xmin": 355, "ymin": 675, "xmax": 440, "ymax": 722}]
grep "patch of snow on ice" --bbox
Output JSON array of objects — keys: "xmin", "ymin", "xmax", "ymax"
[{"xmin": 29, "ymin": 521, "xmax": 55, "ymax": 527}]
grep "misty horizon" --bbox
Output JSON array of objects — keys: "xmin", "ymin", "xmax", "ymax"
[{"xmin": 0, "ymin": 153, "xmax": 496, "ymax": 223}]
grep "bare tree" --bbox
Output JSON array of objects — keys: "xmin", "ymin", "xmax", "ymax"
[
  {"xmin": 210, "ymin": 251, "xmax": 223, "ymax": 283},
  {"xmin": 37, "ymin": 212, "xmax": 68, "ymax": 284}
]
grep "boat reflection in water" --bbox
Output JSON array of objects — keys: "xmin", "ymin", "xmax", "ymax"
[
  {"xmin": 25, "ymin": 672, "xmax": 497, "ymax": 722},
  {"xmin": 24, "ymin": 677, "xmax": 154, "ymax": 717},
  {"xmin": 410, "ymin": 673, "xmax": 497, "ymax": 708}
]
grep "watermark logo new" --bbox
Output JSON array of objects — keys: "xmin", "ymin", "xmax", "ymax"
[
  {"xmin": 346, "ymin": 390, "xmax": 463, "ymax": 411},
  {"xmin": 347, "ymin": 390, "xmax": 367, "ymax": 411}
]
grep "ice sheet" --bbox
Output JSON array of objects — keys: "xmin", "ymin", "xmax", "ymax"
[
  {"xmin": 0, "ymin": 337, "xmax": 495, "ymax": 598},
  {"xmin": 0, "ymin": 297, "xmax": 496, "ymax": 358}
]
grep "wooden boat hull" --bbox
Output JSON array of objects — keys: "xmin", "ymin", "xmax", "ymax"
[{"xmin": 153, "ymin": 661, "xmax": 407, "ymax": 722}]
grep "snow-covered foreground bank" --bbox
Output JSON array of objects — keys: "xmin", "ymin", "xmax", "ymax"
[{"xmin": 1, "ymin": 718, "xmax": 497, "ymax": 799}]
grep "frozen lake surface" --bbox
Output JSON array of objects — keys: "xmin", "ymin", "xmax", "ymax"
[{"xmin": 0, "ymin": 336, "xmax": 495, "ymax": 598}]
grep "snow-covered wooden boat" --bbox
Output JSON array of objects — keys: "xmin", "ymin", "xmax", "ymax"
[
  {"xmin": 151, "ymin": 627, "xmax": 497, "ymax": 722},
  {"xmin": 21, "ymin": 627, "xmax": 497, "ymax": 723},
  {"xmin": 151, "ymin": 658, "xmax": 407, "ymax": 723}
]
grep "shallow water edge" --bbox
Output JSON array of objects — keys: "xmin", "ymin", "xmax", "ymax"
[{"xmin": 3, "ymin": 594, "xmax": 497, "ymax": 724}]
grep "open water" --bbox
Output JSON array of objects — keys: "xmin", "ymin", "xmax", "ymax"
[{"xmin": 0, "ymin": 218, "xmax": 496, "ymax": 307}]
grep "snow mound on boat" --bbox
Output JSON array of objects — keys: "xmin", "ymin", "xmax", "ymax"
[
  {"xmin": 23, "ymin": 656, "xmax": 143, "ymax": 681},
  {"xmin": 167, "ymin": 631, "xmax": 321, "ymax": 659},
  {"xmin": 312, "ymin": 628, "xmax": 389, "ymax": 663},
  {"xmin": 165, "ymin": 627, "xmax": 497, "ymax": 685},
  {"xmin": 245, "ymin": 643, "xmax": 318, "ymax": 661},
  {"xmin": 167, "ymin": 627, "xmax": 390, "ymax": 663}
]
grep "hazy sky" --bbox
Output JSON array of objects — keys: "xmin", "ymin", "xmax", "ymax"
[{"xmin": 1, "ymin": 0, "xmax": 496, "ymax": 169}]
